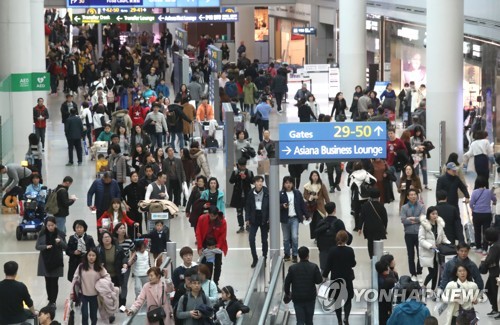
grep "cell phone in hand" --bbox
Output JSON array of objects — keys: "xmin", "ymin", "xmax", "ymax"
[{"xmin": 120, "ymin": 305, "xmax": 127, "ymax": 312}]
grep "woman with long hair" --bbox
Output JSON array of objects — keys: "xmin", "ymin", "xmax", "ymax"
[
  {"xmin": 36, "ymin": 216, "xmax": 67, "ymax": 309},
  {"xmin": 154, "ymin": 147, "xmax": 165, "ymax": 172},
  {"xmin": 214, "ymin": 285, "xmax": 250, "ymax": 323},
  {"xmin": 464, "ymin": 130, "xmax": 493, "ymax": 184},
  {"xmin": 117, "ymin": 125, "xmax": 130, "ymax": 156},
  {"xmin": 469, "ymin": 176, "xmax": 497, "ymax": 253},
  {"xmin": 186, "ymin": 176, "xmax": 208, "ymax": 232},
  {"xmin": 350, "ymin": 85, "xmax": 363, "ymax": 120},
  {"xmin": 97, "ymin": 198, "xmax": 137, "ymax": 233},
  {"xmin": 350, "ymin": 161, "xmax": 377, "ymax": 231},
  {"xmin": 398, "ymin": 164, "xmax": 423, "ymax": 209},
  {"xmin": 97, "ymin": 230, "xmax": 127, "ymax": 288},
  {"xmin": 323, "ymin": 230, "xmax": 356, "ymax": 325},
  {"xmin": 410, "ymin": 125, "xmax": 430, "ymax": 189},
  {"xmin": 443, "ymin": 263, "xmax": 479, "ymax": 325},
  {"xmin": 200, "ymin": 177, "xmax": 225, "ymax": 214},
  {"xmin": 122, "ymin": 171, "xmax": 146, "ymax": 234},
  {"xmin": 130, "ymin": 124, "xmax": 151, "ymax": 152},
  {"xmin": 303, "ymin": 170, "xmax": 330, "ymax": 239},
  {"xmin": 331, "ymin": 92, "xmax": 347, "ymax": 120},
  {"xmin": 181, "ymin": 148, "xmax": 196, "ymax": 187},
  {"xmin": 242, "ymin": 76, "xmax": 257, "ymax": 116},
  {"xmin": 131, "ymin": 144, "xmax": 148, "ymax": 173},
  {"xmin": 113, "ymin": 223, "xmax": 135, "ymax": 307}
]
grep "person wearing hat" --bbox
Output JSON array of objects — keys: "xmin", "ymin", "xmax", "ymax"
[
  {"xmin": 230, "ymin": 158, "xmax": 254, "ymax": 234},
  {"xmin": 66, "ymin": 220, "xmax": 96, "ymax": 282},
  {"xmin": 144, "ymin": 102, "xmax": 168, "ymax": 153},
  {"xmin": 436, "ymin": 162, "xmax": 470, "ymax": 210},
  {"xmin": 294, "ymin": 83, "xmax": 312, "ymax": 102},
  {"xmin": 255, "ymin": 95, "xmax": 272, "ymax": 142},
  {"xmin": 359, "ymin": 188, "xmax": 388, "ymax": 259}
]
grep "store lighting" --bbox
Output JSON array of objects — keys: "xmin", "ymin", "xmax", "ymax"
[
  {"xmin": 472, "ymin": 44, "xmax": 481, "ymax": 57},
  {"xmin": 397, "ymin": 27, "xmax": 419, "ymax": 41},
  {"xmin": 463, "ymin": 42, "xmax": 471, "ymax": 54}
]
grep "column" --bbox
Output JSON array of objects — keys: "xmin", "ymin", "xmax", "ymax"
[
  {"xmin": 338, "ymin": 0, "xmax": 366, "ymax": 104},
  {"xmin": 0, "ymin": 0, "xmax": 34, "ymax": 163},
  {"xmin": 426, "ymin": 0, "xmax": 464, "ymax": 171},
  {"xmin": 31, "ymin": 0, "xmax": 46, "ymax": 109},
  {"xmin": 234, "ymin": 6, "xmax": 255, "ymax": 61}
]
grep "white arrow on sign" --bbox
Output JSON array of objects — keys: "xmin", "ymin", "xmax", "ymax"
[
  {"xmin": 158, "ymin": 15, "xmax": 164, "ymax": 22},
  {"xmin": 74, "ymin": 16, "xmax": 81, "ymax": 23},
  {"xmin": 374, "ymin": 126, "xmax": 383, "ymax": 136},
  {"xmin": 282, "ymin": 146, "xmax": 291, "ymax": 155},
  {"xmin": 199, "ymin": 15, "xmax": 205, "ymax": 20},
  {"xmin": 116, "ymin": 16, "xmax": 123, "ymax": 22}
]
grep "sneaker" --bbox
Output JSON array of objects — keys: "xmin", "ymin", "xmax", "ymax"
[
  {"xmin": 329, "ymin": 186, "xmax": 335, "ymax": 193},
  {"xmin": 277, "ymin": 110, "xmax": 282, "ymax": 115},
  {"xmin": 292, "ymin": 256, "xmax": 298, "ymax": 263},
  {"xmin": 411, "ymin": 275, "xmax": 417, "ymax": 282},
  {"xmin": 251, "ymin": 259, "xmax": 258, "ymax": 268},
  {"xmin": 424, "ymin": 186, "xmax": 432, "ymax": 190},
  {"xmin": 236, "ymin": 227, "xmax": 245, "ymax": 234},
  {"xmin": 486, "ymin": 310, "xmax": 498, "ymax": 316},
  {"xmin": 335, "ymin": 185, "xmax": 341, "ymax": 192},
  {"xmin": 47, "ymin": 302, "xmax": 57, "ymax": 309},
  {"xmin": 65, "ymin": 163, "xmax": 73, "ymax": 166},
  {"xmin": 495, "ymin": 314, "xmax": 500, "ymax": 320},
  {"xmin": 284, "ymin": 255, "xmax": 291, "ymax": 262}
]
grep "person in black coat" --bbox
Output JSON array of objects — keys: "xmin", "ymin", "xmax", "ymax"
[
  {"xmin": 436, "ymin": 164, "xmax": 470, "ymax": 210},
  {"xmin": 64, "ymin": 108, "xmax": 84, "ymax": 166},
  {"xmin": 230, "ymin": 158, "xmax": 254, "ymax": 234},
  {"xmin": 140, "ymin": 220, "xmax": 170, "ymax": 259},
  {"xmin": 166, "ymin": 100, "xmax": 192, "ymax": 151},
  {"xmin": 66, "ymin": 220, "xmax": 96, "ymax": 282},
  {"xmin": 331, "ymin": 92, "xmax": 347, "ymax": 120},
  {"xmin": 122, "ymin": 171, "xmax": 146, "ymax": 235},
  {"xmin": 297, "ymin": 99, "xmax": 317, "ymax": 122},
  {"xmin": 376, "ymin": 261, "xmax": 398, "ymax": 325},
  {"xmin": 322, "ymin": 231, "xmax": 356, "ymax": 325},
  {"xmin": 349, "ymin": 85, "xmax": 363, "ymax": 120},
  {"xmin": 270, "ymin": 73, "xmax": 287, "ymax": 112},
  {"xmin": 479, "ymin": 228, "xmax": 500, "ymax": 317},
  {"xmin": 359, "ymin": 189, "xmax": 388, "ymax": 259},
  {"xmin": 245, "ymin": 176, "xmax": 270, "ymax": 268},
  {"xmin": 97, "ymin": 231, "xmax": 127, "ymax": 287},
  {"xmin": 214, "ymin": 286, "xmax": 250, "ymax": 322},
  {"xmin": 60, "ymin": 94, "xmax": 77, "ymax": 124},
  {"xmin": 435, "ymin": 190, "xmax": 465, "ymax": 244}
]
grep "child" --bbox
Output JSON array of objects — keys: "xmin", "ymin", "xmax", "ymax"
[
  {"xmin": 96, "ymin": 153, "xmax": 108, "ymax": 174},
  {"xmin": 96, "ymin": 198, "xmax": 137, "ymax": 233},
  {"xmin": 200, "ymin": 237, "xmax": 223, "ymax": 265},
  {"xmin": 128, "ymin": 240, "xmax": 151, "ymax": 298},
  {"xmin": 97, "ymin": 124, "xmax": 114, "ymax": 142},
  {"xmin": 140, "ymin": 220, "xmax": 170, "ymax": 259},
  {"xmin": 172, "ymin": 246, "xmax": 198, "ymax": 290}
]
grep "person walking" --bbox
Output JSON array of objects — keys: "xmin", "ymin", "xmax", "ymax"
[
  {"xmin": 87, "ymin": 172, "xmax": 121, "ymax": 220},
  {"xmin": 469, "ymin": 176, "xmax": 497, "ymax": 252},
  {"xmin": 255, "ymin": 96, "xmax": 272, "ymax": 142},
  {"xmin": 284, "ymin": 247, "xmax": 322, "ymax": 325},
  {"xmin": 443, "ymin": 264, "xmax": 480, "ymax": 325},
  {"xmin": 36, "ymin": 216, "xmax": 67, "ymax": 309},
  {"xmin": 64, "ymin": 108, "xmax": 84, "ymax": 166},
  {"xmin": 53, "ymin": 176, "xmax": 76, "ymax": 234},
  {"xmin": 398, "ymin": 164, "xmax": 423, "ymax": 210},
  {"xmin": 436, "ymin": 162, "xmax": 470, "ymax": 210},
  {"xmin": 435, "ymin": 190, "xmax": 465, "ymax": 245},
  {"xmin": 33, "ymin": 97, "xmax": 49, "ymax": 151},
  {"xmin": 463, "ymin": 130, "xmax": 494, "ymax": 184},
  {"xmin": 163, "ymin": 146, "xmax": 186, "ymax": 207},
  {"xmin": 270, "ymin": 71, "xmax": 287, "ymax": 113},
  {"xmin": 303, "ymin": 170, "xmax": 330, "ymax": 239},
  {"xmin": 230, "ymin": 158, "xmax": 254, "ymax": 234},
  {"xmin": 66, "ymin": 219, "xmax": 96, "ymax": 283},
  {"xmin": 144, "ymin": 102, "xmax": 168, "ymax": 153},
  {"xmin": 400, "ymin": 189, "xmax": 425, "ymax": 281},
  {"xmin": 479, "ymin": 228, "xmax": 500, "ymax": 318},
  {"xmin": 359, "ymin": 189, "xmax": 388, "ymax": 259}
]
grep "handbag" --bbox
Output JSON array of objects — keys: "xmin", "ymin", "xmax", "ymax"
[
  {"xmin": 147, "ymin": 283, "xmax": 166, "ymax": 322},
  {"xmin": 457, "ymin": 305, "xmax": 478, "ymax": 325},
  {"xmin": 436, "ymin": 244, "xmax": 456, "ymax": 256}
]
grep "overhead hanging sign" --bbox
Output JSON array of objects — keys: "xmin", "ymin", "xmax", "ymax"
[
  {"xmin": 278, "ymin": 122, "xmax": 387, "ymax": 161},
  {"xmin": 67, "ymin": 0, "xmax": 220, "ymax": 8},
  {"xmin": 72, "ymin": 12, "xmax": 238, "ymax": 24}
]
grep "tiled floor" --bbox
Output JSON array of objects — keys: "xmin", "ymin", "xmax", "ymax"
[{"xmin": 0, "ymin": 89, "xmax": 497, "ymax": 324}]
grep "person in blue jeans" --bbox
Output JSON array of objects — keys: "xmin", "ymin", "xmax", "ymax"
[
  {"xmin": 144, "ymin": 102, "xmax": 168, "ymax": 153},
  {"xmin": 255, "ymin": 96, "xmax": 272, "ymax": 142},
  {"xmin": 280, "ymin": 176, "xmax": 307, "ymax": 263}
]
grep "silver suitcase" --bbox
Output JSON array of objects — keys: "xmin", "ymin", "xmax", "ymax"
[{"xmin": 464, "ymin": 203, "xmax": 476, "ymax": 246}]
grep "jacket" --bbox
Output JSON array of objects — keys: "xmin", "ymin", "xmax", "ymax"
[
  {"xmin": 436, "ymin": 173, "xmax": 470, "ymax": 207},
  {"xmin": 245, "ymin": 186, "xmax": 270, "ymax": 225},
  {"xmin": 213, "ymin": 299, "xmax": 250, "ymax": 322},
  {"xmin": 60, "ymin": 101, "xmax": 78, "ymax": 123},
  {"xmin": 182, "ymin": 102, "xmax": 196, "ymax": 135},
  {"xmin": 87, "ymin": 178, "xmax": 121, "ymax": 210},
  {"xmin": 130, "ymin": 280, "xmax": 175, "ymax": 325},
  {"xmin": 176, "ymin": 291, "xmax": 213, "ymax": 325},
  {"xmin": 303, "ymin": 182, "xmax": 330, "ymax": 217},
  {"xmin": 480, "ymin": 239, "xmax": 500, "ymax": 277},
  {"xmin": 162, "ymin": 157, "xmax": 186, "ymax": 184},
  {"xmin": 111, "ymin": 109, "xmax": 133, "ymax": 133},
  {"xmin": 400, "ymin": 201, "xmax": 425, "ymax": 235},
  {"xmin": 229, "ymin": 168, "xmax": 254, "ymax": 208},
  {"xmin": 129, "ymin": 104, "xmax": 149, "ymax": 127},
  {"xmin": 297, "ymin": 104, "xmax": 316, "ymax": 122},
  {"xmin": 130, "ymin": 132, "xmax": 151, "ymax": 152},
  {"xmin": 195, "ymin": 212, "xmax": 228, "ymax": 255},
  {"xmin": 190, "ymin": 148, "xmax": 210, "ymax": 177},
  {"xmin": 64, "ymin": 114, "xmax": 84, "ymax": 140},
  {"xmin": 418, "ymin": 216, "xmax": 450, "ymax": 267},
  {"xmin": 196, "ymin": 103, "xmax": 215, "ymax": 121},
  {"xmin": 349, "ymin": 169, "xmax": 377, "ymax": 200},
  {"xmin": 108, "ymin": 153, "xmax": 127, "ymax": 183},
  {"xmin": 386, "ymin": 300, "xmax": 430, "ymax": 325},
  {"xmin": 97, "ymin": 210, "xmax": 135, "ymax": 230},
  {"xmin": 200, "ymin": 189, "xmax": 225, "ymax": 214},
  {"xmin": 97, "ymin": 245, "xmax": 128, "ymax": 284},
  {"xmin": 443, "ymin": 279, "xmax": 479, "ymax": 325},
  {"xmin": 187, "ymin": 81, "xmax": 203, "ymax": 101},
  {"xmin": 315, "ymin": 215, "xmax": 347, "ymax": 252},
  {"xmin": 66, "ymin": 233, "xmax": 96, "ymax": 282},
  {"xmin": 144, "ymin": 111, "xmax": 168, "ymax": 133},
  {"xmin": 36, "ymin": 229, "xmax": 67, "ymax": 277},
  {"xmin": 54, "ymin": 184, "xmax": 74, "ymax": 218},
  {"xmin": 95, "ymin": 274, "xmax": 119, "ymax": 321},
  {"xmin": 360, "ymin": 200, "xmax": 388, "ymax": 240},
  {"xmin": 141, "ymin": 227, "xmax": 170, "ymax": 254},
  {"xmin": 270, "ymin": 74, "xmax": 287, "ymax": 93},
  {"xmin": 1, "ymin": 164, "xmax": 32, "ymax": 193},
  {"xmin": 279, "ymin": 189, "xmax": 307, "ymax": 223},
  {"xmin": 243, "ymin": 82, "xmax": 257, "ymax": 105},
  {"xmin": 435, "ymin": 201, "xmax": 465, "ymax": 244},
  {"xmin": 167, "ymin": 104, "xmax": 191, "ymax": 133},
  {"xmin": 33, "ymin": 105, "xmax": 49, "ymax": 128},
  {"xmin": 284, "ymin": 260, "xmax": 322, "ymax": 303},
  {"xmin": 439, "ymin": 255, "xmax": 484, "ymax": 290}
]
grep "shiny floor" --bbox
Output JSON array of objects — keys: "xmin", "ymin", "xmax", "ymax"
[{"xmin": 0, "ymin": 88, "xmax": 497, "ymax": 325}]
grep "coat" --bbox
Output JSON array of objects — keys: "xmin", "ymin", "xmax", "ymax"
[
  {"xmin": 130, "ymin": 280, "xmax": 175, "ymax": 325},
  {"xmin": 33, "ymin": 105, "xmax": 49, "ymax": 128},
  {"xmin": 182, "ymin": 102, "xmax": 196, "ymax": 135},
  {"xmin": 435, "ymin": 202, "xmax": 465, "ymax": 244},
  {"xmin": 196, "ymin": 212, "xmax": 228, "ymax": 255},
  {"xmin": 200, "ymin": 190, "xmax": 225, "ymax": 214},
  {"xmin": 190, "ymin": 148, "xmax": 210, "ymax": 177},
  {"xmin": 270, "ymin": 74, "xmax": 287, "ymax": 94},
  {"xmin": 162, "ymin": 157, "xmax": 186, "ymax": 184},
  {"xmin": 166, "ymin": 104, "xmax": 191, "ymax": 133},
  {"xmin": 64, "ymin": 115, "xmax": 84, "ymax": 140},
  {"xmin": 360, "ymin": 200, "xmax": 388, "ymax": 240},
  {"xmin": 108, "ymin": 153, "xmax": 127, "ymax": 183},
  {"xmin": 97, "ymin": 245, "xmax": 127, "ymax": 284},
  {"xmin": 66, "ymin": 233, "xmax": 96, "ymax": 282},
  {"xmin": 245, "ymin": 186, "xmax": 270, "ymax": 226},
  {"xmin": 54, "ymin": 184, "xmax": 75, "ymax": 218},
  {"xmin": 418, "ymin": 216, "xmax": 450, "ymax": 267},
  {"xmin": 303, "ymin": 182, "xmax": 330, "ymax": 217},
  {"xmin": 243, "ymin": 82, "xmax": 257, "ymax": 105},
  {"xmin": 95, "ymin": 274, "xmax": 119, "ymax": 322},
  {"xmin": 229, "ymin": 168, "xmax": 254, "ymax": 208},
  {"xmin": 36, "ymin": 229, "xmax": 68, "ymax": 277},
  {"xmin": 97, "ymin": 211, "xmax": 136, "ymax": 230},
  {"xmin": 436, "ymin": 173, "xmax": 470, "ymax": 208},
  {"xmin": 349, "ymin": 169, "xmax": 377, "ymax": 200},
  {"xmin": 111, "ymin": 110, "xmax": 133, "ymax": 134},
  {"xmin": 279, "ymin": 189, "xmax": 307, "ymax": 223},
  {"xmin": 443, "ymin": 279, "xmax": 479, "ymax": 325},
  {"xmin": 87, "ymin": 178, "xmax": 121, "ymax": 211}
]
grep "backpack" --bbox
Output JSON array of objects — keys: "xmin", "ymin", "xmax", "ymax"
[
  {"xmin": 114, "ymin": 115, "xmax": 125, "ymax": 130},
  {"xmin": 225, "ymin": 82, "xmax": 238, "ymax": 98},
  {"xmin": 194, "ymin": 159, "xmax": 202, "ymax": 175},
  {"xmin": 167, "ymin": 110, "xmax": 179, "ymax": 127},
  {"xmin": 45, "ymin": 188, "xmax": 64, "ymax": 215}
]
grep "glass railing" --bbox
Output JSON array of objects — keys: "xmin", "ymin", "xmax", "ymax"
[
  {"xmin": 235, "ymin": 256, "xmax": 267, "ymax": 325},
  {"xmin": 258, "ymin": 256, "xmax": 285, "ymax": 325}
]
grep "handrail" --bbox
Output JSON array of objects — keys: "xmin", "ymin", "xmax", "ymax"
[
  {"xmin": 257, "ymin": 256, "xmax": 284, "ymax": 325},
  {"xmin": 367, "ymin": 258, "xmax": 379, "ymax": 325},
  {"xmin": 235, "ymin": 256, "xmax": 266, "ymax": 325}
]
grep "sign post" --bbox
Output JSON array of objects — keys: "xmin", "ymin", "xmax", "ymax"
[{"xmin": 208, "ymin": 45, "xmax": 222, "ymax": 121}]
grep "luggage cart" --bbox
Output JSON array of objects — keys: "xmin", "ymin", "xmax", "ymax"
[{"xmin": 147, "ymin": 211, "xmax": 170, "ymax": 233}]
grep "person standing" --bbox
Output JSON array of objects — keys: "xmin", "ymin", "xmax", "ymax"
[
  {"xmin": 280, "ymin": 176, "xmax": 307, "ymax": 263},
  {"xmin": 53, "ymin": 176, "xmax": 76, "ymax": 235},
  {"xmin": 230, "ymin": 158, "xmax": 254, "ymax": 234},
  {"xmin": 36, "ymin": 216, "xmax": 67, "ymax": 309},
  {"xmin": 400, "ymin": 189, "xmax": 425, "ymax": 281},
  {"xmin": 33, "ymin": 98, "xmax": 49, "ymax": 151},
  {"xmin": 255, "ymin": 96, "xmax": 272, "ymax": 142},
  {"xmin": 284, "ymin": 247, "xmax": 322, "ymax": 325},
  {"xmin": 436, "ymin": 162, "xmax": 470, "ymax": 210},
  {"xmin": 270, "ymin": 71, "xmax": 287, "ymax": 113},
  {"xmin": 469, "ymin": 176, "xmax": 497, "ymax": 252},
  {"xmin": 245, "ymin": 175, "xmax": 269, "ymax": 268},
  {"xmin": 64, "ymin": 108, "xmax": 84, "ymax": 166},
  {"xmin": 303, "ymin": 170, "xmax": 330, "ymax": 239},
  {"xmin": 87, "ymin": 172, "xmax": 121, "ymax": 220},
  {"xmin": 480, "ymin": 228, "xmax": 500, "ymax": 319},
  {"xmin": 323, "ymin": 231, "xmax": 356, "ymax": 325},
  {"xmin": 60, "ymin": 93, "xmax": 77, "ymax": 124},
  {"xmin": 144, "ymin": 102, "xmax": 168, "ymax": 153},
  {"xmin": 435, "ymin": 190, "xmax": 465, "ymax": 245},
  {"xmin": 359, "ymin": 189, "xmax": 388, "ymax": 259},
  {"xmin": 163, "ymin": 146, "xmax": 186, "ymax": 207},
  {"xmin": 257, "ymin": 130, "xmax": 275, "ymax": 186}
]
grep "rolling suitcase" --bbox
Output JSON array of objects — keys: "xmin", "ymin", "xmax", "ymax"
[
  {"xmin": 464, "ymin": 202, "xmax": 476, "ymax": 246},
  {"xmin": 205, "ymin": 136, "xmax": 219, "ymax": 153}
]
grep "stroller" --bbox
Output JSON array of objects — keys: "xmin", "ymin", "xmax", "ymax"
[{"xmin": 16, "ymin": 190, "xmax": 46, "ymax": 240}]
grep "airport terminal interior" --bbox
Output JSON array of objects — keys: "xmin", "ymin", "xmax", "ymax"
[{"xmin": 0, "ymin": 0, "xmax": 500, "ymax": 324}]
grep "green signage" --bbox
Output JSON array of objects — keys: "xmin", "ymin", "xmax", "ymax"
[{"xmin": 8, "ymin": 73, "xmax": 50, "ymax": 92}]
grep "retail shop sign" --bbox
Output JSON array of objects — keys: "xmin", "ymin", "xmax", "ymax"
[
  {"xmin": 278, "ymin": 122, "xmax": 387, "ymax": 161},
  {"xmin": 9, "ymin": 73, "xmax": 50, "ymax": 92}
]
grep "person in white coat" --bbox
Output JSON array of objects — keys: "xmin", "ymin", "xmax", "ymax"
[
  {"xmin": 418, "ymin": 206, "xmax": 450, "ymax": 292},
  {"xmin": 443, "ymin": 264, "xmax": 479, "ymax": 325}
]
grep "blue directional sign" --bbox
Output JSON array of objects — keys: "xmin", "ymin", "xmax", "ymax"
[
  {"xmin": 67, "ymin": 0, "xmax": 220, "ymax": 8},
  {"xmin": 278, "ymin": 122, "xmax": 387, "ymax": 161}
]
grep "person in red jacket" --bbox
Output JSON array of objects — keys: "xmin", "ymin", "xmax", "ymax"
[
  {"xmin": 387, "ymin": 128, "xmax": 407, "ymax": 184},
  {"xmin": 33, "ymin": 98, "xmax": 49, "ymax": 150},
  {"xmin": 97, "ymin": 198, "xmax": 137, "ymax": 233},
  {"xmin": 129, "ymin": 97, "xmax": 149, "ymax": 127},
  {"xmin": 195, "ymin": 205, "xmax": 228, "ymax": 287}
]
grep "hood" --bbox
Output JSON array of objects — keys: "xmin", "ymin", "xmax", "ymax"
[
  {"xmin": 419, "ymin": 215, "xmax": 445, "ymax": 231},
  {"xmin": 351, "ymin": 169, "xmax": 368, "ymax": 181},
  {"xmin": 190, "ymin": 148, "xmax": 203, "ymax": 158},
  {"xmin": 399, "ymin": 300, "xmax": 426, "ymax": 315},
  {"xmin": 112, "ymin": 110, "xmax": 127, "ymax": 117}
]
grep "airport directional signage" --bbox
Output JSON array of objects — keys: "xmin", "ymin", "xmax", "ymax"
[
  {"xmin": 278, "ymin": 122, "xmax": 387, "ymax": 161},
  {"xmin": 67, "ymin": 0, "xmax": 220, "ymax": 8},
  {"xmin": 292, "ymin": 27, "xmax": 317, "ymax": 35},
  {"xmin": 72, "ymin": 12, "xmax": 238, "ymax": 24}
]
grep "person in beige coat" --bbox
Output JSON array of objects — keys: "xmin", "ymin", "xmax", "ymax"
[
  {"xmin": 189, "ymin": 142, "xmax": 210, "ymax": 177},
  {"xmin": 303, "ymin": 171, "xmax": 330, "ymax": 240},
  {"xmin": 111, "ymin": 109, "xmax": 133, "ymax": 135},
  {"xmin": 182, "ymin": 100, "xmax": 196, "ymax": 141},
  {"xmin": 418, "ymin": 206, "xmax": 450, "ymax": 291}
]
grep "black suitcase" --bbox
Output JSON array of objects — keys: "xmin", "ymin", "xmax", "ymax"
[{"xmin": 206, "ymin": 136, "xmax": 218, "ymax": 153}]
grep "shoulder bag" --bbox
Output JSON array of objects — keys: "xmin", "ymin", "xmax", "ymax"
[
  {"xmin": 147, "ymin": 283, "xmax": 166, "ymax": 322},
  {"xmin": 369, "ymin": 201, "xmax": 387, "ymax": 235}
]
